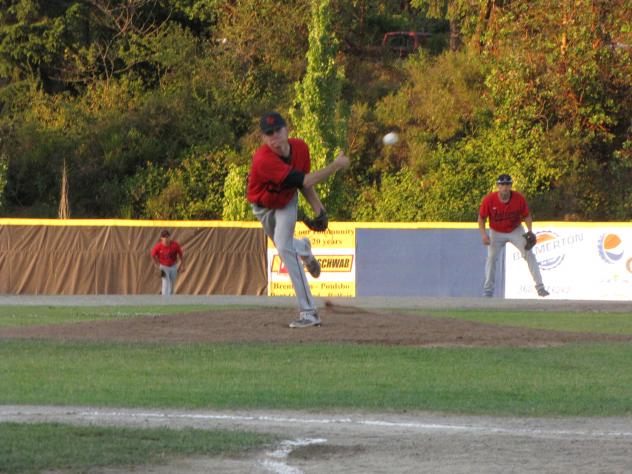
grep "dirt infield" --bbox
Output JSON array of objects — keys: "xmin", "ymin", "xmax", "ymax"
[{"xmin": 2, "ymin": 303, "xmax": 631, "ymax": 347}]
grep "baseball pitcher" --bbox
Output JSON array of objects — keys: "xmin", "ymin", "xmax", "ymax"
[{"xmin": 247, "ymin": 111, "xmax": 350, "ymax": 328}]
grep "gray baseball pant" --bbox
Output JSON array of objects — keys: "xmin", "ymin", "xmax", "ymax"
[
  {"xmin": 160, "ymin": 264, "xmax": 178, "ymax": 295},
  {"xmin": 252, "ymin": 194, "xmax": 317, "ymax": 316},
  {"xmin": 484, "ymin": 226, "xmax": 544, "ymax": 294}
]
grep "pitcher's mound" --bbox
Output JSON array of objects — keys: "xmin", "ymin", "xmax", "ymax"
[{"xmin": 1, "ymin": 305, "xmax": 630, "ymax": 347}]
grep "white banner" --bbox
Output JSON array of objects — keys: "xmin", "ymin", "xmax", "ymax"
[{"xmin": 504, "ymin": 225, "xmax": 632, "ymax": 300}]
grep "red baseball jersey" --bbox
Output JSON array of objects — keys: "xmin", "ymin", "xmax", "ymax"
[
  {"xmin": 479, "ymin": 191, "xmax": 530, "ymax": 233},
  {"xmin": 151, "ymin": 240, "xmax": 183, "ymax": 266},
  {"xmin": 246, "ymin": 138, "xmax": 311, "ymax": 209}
]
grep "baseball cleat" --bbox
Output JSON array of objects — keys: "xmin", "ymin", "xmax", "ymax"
[
  {"xmin": 301, "ymin": 238, "xmax": 321, "ymax": 278},
  {"xmin": 304, "ymin": 256, "xmax": 321, "ymax": 278},
  {"xmin": 537, "ymin": 287, "xmax": 550, "ymax": 297},
  {"xmin": 289, "ymin": 313, "xmax": 321, "ymax": 328}
]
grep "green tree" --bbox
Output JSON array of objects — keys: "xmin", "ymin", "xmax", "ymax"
[
  {"xmin": 124, "ymin": 146, "xmax": 230, "ymax": 219},
  {"xmin": 356, "ymin": 0, "xmax": 631, "ymax": 221},
  {"xmin": 214, "ymin": 0, "xmax": 310, "ymax": 88},
  {"xmin": 0, "ymin": 149, "xmax": 7, "ymax": 209},
  {"xmin": 169, "ymin": 0, "xmax": 223, "ymax": 25},
  {"xmin": 351, "ymin": 48, "xmax": 494, "ymax": 221},
  {"xmin": 410, "ymin": 0, "xmax": 505, "ymax": 50},
  {"xmin": 290, "ymin": 0, "xmax": 346, "ymax": 214},
  {"xmin": 485, "ymin": 0, "xmax": 632, "ymax": 218},
  {"xmin": 0, "ymin": 0, "xmax": 75, "ymax": 90},
  {"xmin": 222, "ymin": 162, "xmax": 253, "ymax": 221},
  {"xmin": 353, "ymin": 166, "xmax": 426, "ymax": 221},
  {"xmin": 0, "ymin": 1, "xmax": 271, "ymax": 217}
]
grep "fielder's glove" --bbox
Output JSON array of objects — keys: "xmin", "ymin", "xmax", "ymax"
[
  {"xmin": 160, "ymin": 269, "xmax": 166, "ymax": 278},
  {"xmin": 303, "ymin": 209, "xmax": 328, "ymax": 232},
  {"xmin": 523, "ymin": 231, "xmax": 537, "ymax": 251}
]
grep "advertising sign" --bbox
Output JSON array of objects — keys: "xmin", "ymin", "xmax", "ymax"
[
  {"xmin": 505, "ymin": 225, "xmax": 632, "ymax": 300},
  {"xmin": 268, "ymin": 223, "xmax": 356, "ymax": 297}
]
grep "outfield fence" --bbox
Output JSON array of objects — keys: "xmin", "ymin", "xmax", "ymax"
[{"xmin": 1, "ymin": 219, "xmax": 631, "ymax": 300}]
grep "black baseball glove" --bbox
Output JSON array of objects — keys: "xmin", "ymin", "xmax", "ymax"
[
  {"xmin": 523, "ymin": 231, "xmax": 537, "ymax": 251},
  {"xmin": 303, "ymin": 209, "xmax": 328, "ymax": 232},
  {"xmin": 160, "ymin": 269, "xmax": 166, "ymax": 278}
]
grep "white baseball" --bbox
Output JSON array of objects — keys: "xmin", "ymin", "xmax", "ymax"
[{"xmin": 382, "ymin": 132, "xmax": 399, "ymax": 146}]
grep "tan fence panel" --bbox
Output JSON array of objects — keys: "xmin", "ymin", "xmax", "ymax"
[
  {"xmin": 0, "ymin": 223, "xmax": 266, "ymax": 295},
  {"xmin": 0, "ymin": 224, "xmax": 9, "ymax": 293}
]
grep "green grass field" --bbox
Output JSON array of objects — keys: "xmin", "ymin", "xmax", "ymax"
[
  {"xmin": 1, "ymin": 304, "xmax": 631, "ymax": 472},
  {"xmin": 422, "ymin": 308, "xmax": 632, "ymax": 334},
  {"xmin": 2, "ymin": 305, "xmax": 632, "ymax": 416},
  {"xmin": 0, "ymin": 422, "xmax": 276, "ymax": 474},
  {"xmin": 2, "ymin": 339, "xmax": 631, "ymax": 416},
  {"xmin": 0, "ymin": 305, "xmax": 242, "ymax": 327}
]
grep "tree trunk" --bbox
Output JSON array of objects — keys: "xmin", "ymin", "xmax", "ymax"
[
  {"xmin": 58, "ymin": 159, "xmax": 70, "ymax": 219},
  {"xmin": 449, "ymin": 17, "xmax": 462, "ymax": 51}
]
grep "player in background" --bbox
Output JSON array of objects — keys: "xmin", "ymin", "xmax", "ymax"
[
  {"xmin": 478, "ymin": 174, "xmax": 549, "ymax": 298},
  {"xmin": 247, "ymin": 111, "xmax": 350, "ymax": 328},
  {"xmin": 151, "ymin": 229, "xmax": 185, "ymax": 295}
]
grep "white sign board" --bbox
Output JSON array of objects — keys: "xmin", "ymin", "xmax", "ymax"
[{"xmin": 504, "ymin": 225, "xmax": 632, "ymax": 300}]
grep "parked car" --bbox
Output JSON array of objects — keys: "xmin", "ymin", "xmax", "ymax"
[{"xmin": 382, "ymin": 31, "xmax": 431, "ymax": 57}]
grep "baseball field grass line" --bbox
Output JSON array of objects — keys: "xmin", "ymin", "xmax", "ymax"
[
  {"xmin": 0, "ymin": 421, "xmax": 277, "ymax": 474},
  {"xmin": 0, "ymin": 305, "xmax": 259, "ymax": 327},
  {"xmin": 419, "ymin": 309, "xmax": 632, "ymax": 334},
  {"xmin": 2, "ymin": 340, "xmax": 632, "ymax": 417}
]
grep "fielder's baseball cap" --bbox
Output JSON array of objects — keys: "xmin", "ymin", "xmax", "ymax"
[
  {"xmin": 260, "ymin": 112, "xmax": 286, "ymax": 134},
  {"xmin": 160, "ymin": 229, "xmax": 171, "ymax": 238},
  {"xmin": 496, "ymin": 173, "xmax": 513, "ymax": 185}
]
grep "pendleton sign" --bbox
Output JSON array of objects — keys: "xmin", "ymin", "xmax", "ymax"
[{"xmin": 267, "ymin": 223, "xmax": 356, "ymax": 297}]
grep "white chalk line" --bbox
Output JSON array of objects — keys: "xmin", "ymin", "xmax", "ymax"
[
  {"xmin": 260, "ymin": 438, "xmax": 327, "ymax": 474},
  {"xmin": 4, "ymin": 408, "xmax": 631, "ymax": 440}
]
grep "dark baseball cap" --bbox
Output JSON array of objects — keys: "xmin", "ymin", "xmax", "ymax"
[
  {"xmin": 160, "ymin": 229, "xmax": 171, "ymax": 238},
  {"xmin": 496, "ymin": 174, "xmax": 513, "ymax": 185},
  {"xmin": 260, "ymin": 112, "xmax": 286, "ymax": 133}
]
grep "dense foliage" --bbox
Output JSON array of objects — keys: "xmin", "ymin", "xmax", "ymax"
[
  {"xmin": 0, "ymin": 0, "xmax": 630, "ymax": 221},
  {"xmin": 291, "ymin": 0, "xmax": 345, "ymax": 213}
]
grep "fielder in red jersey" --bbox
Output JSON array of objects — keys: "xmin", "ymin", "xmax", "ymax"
[
  {"xmin": 151, "ymin": 229, "xmax": 185, "ymax": 295},
  {"xmin": 479, "ymin": 188, "xmax": 531, "ymax": 234},
  {"xmin": 478, "ymin": 174, "xmax": 548, "ymax": 298}
]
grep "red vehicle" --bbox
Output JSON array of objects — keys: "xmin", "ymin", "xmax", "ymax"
[{"xmin": 382, "ymin": 31, "xmax": 431, "ymax": 57}]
